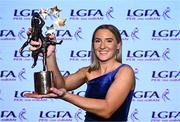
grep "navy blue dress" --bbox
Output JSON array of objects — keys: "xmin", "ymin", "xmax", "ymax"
[{"xmin": 85, "ymin": 64, "xmax": 134, "ymax": 121}]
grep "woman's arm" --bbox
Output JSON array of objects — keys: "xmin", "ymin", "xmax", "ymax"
[
  {"xmin": 46, "ymin": 51, "xmax": 87, "ymax": 90},
  {"xmin": 58, "ymin": 65, "xmax": 135, "ymax": 119},
  {"xmin": 29, "ymin": 37, "xmax": 87, "ymax": 91}
]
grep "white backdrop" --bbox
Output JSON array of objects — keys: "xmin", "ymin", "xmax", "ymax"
[{"xmin": 0, "ymin": 0, "xmax": 180, "ymax": 121}]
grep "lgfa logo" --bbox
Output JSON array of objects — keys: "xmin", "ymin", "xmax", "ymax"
[
  {"xmin": 133, "ymin": 89, "xmax": 171, "ymax": 102},
  {"xmin": 13, "ymin": 49, "xmax": 32, "ymax": 61},
  {"xmin": 151, "ymin": 70, "xmax": 180, "ymax": 82},
  {"xmin": 70, "ymin": 9, "xmax": 103, "ymax": 17},
  {"xmin": 13, "ymin": 9, "xmax": 39, "ymax": 20},
  {"xmin": 126, "ymin": 48, "xmax": 171, "ymax": 62},
  {"xmin": 13, "ymin": 48, "xmax": 43, "ymax": 61},
  {"xmin": 0, "ymin": 29, "xmax": 16, "ymax": 41},
  {"xmin": 55, "ymin": 27, "xmax": 83, "ymax": 41},
  {"xmin": 69, "ymin": 50, "xmax": 91, "ymax": 62},
  {"xmin": 133, "ymin": 90, "xmax": 160, "ymax": 102},
  {"xmin": 14, "ymin": 90, "xmax": 48, "ymax": 102},
  {"xmin": 152, "ymin": 29, "xmax": 180, "ymax": 41},
  {"xmin": 0, "ymin": 70, "xmax": 16, "ymax": 81},
  {"xmin": 120, "ymin": 27, "xmax": 140, "ymax": 41},
  {"xmin": 69, "ymin": 7, "xmax": 114, "ymax": 20},
  {"xmin": 0, "ymin": 27, "xmax": 27, "ymax": 41},
  {"xmin": 0, "ymin": 68, "xmax": 27, "ymax": 81},
  {"xmin": 39, "ymin": 111, "xmax": 72, "ymax": 121},
  {"xmin": 14, "ymin": 90, "xmax": 32, "ymax": 98},
  {"xmin": 151, "ymin": 111, "xmax": 180, "ymax": 121},
  {"xmin": 0, "ymin": 108, "xmax": 27, "ymax": 121},
  {"xmin": 126, "ymin": 7, "xmax": 171, "ymax": 20}
]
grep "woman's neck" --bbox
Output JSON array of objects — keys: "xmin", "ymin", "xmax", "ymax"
[{"xmin": 99, "ymin": 60, "xmax": 117, "ymax": 74}]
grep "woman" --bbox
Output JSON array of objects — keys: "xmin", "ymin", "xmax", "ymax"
[{"xmin": 26, "ymin": 24, "xmax": 135, "ymax": 121}]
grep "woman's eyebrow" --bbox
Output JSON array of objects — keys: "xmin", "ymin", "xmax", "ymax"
[{"xmin": 105, "ymin": 38, "xmax": 113, "ymax": 40}]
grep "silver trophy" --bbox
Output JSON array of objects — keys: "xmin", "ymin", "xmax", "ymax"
[
  {"xmin": 34, "ymin": 71, "xmax": 53, "ymax": 94},
  {"xmin": 19, "ymin": 8, "xmax": 65, "ymax": 94}
]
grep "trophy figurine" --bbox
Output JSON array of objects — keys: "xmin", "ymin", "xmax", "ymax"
[{"xmin": 19, "ymin": 8, "xmax": 65, "ymax": 94}]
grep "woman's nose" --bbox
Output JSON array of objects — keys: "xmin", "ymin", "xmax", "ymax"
[{"xmin": 100, "ymin": 42, "xmax": 105, "ymax": 49}]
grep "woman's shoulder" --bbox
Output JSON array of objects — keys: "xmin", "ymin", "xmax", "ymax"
[
  {"xmin": 115, "ymin": 63, "xmax": 135, "ymax": 79},
  {"xmin": 120, "ymin": 64, "xmax": 134, "ymax": 72},
  {"xmin": 76, "ymin": 66, "xmax": 90, "ymax": 77},
  {"xmin": 116, "ymin": 64, "xmax": 136, "ymax": 90},
  {"xmin": 78, "ymin": 66, "xmax": 90, "ymax": 72}
]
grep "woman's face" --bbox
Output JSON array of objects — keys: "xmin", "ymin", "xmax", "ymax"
[{"xmin": 93, "ymin": 29, "xmax": 120, "ymax": 62}]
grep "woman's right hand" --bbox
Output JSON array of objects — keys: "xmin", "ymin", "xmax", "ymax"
[{"xmin": 28, "ymin": 28, "xmax": 57, "ymax": 57}]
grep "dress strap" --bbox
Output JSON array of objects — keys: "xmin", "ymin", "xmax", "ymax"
[{"xmin": 113, "ymin": 64, "xmax": 126, "ymax": 76}]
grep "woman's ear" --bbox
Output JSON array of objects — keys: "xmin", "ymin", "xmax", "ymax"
[{"xmin": 117, "ymin": 42, "xmax": 121, "ymax": 50}]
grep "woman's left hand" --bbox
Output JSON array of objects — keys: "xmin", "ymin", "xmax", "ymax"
[{"xmin": 24, "ymin": 87, "xmax": 67, "ymax": 98}]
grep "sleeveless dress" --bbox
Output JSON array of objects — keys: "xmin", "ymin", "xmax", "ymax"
[{"xmin": 84, "ymin": 64, "xmax": 134, "ymax": 121}]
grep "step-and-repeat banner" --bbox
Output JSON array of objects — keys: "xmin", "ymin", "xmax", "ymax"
[{"xmin": 0, "ymin": 0, "xmax": 180, "ymax": 121}]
